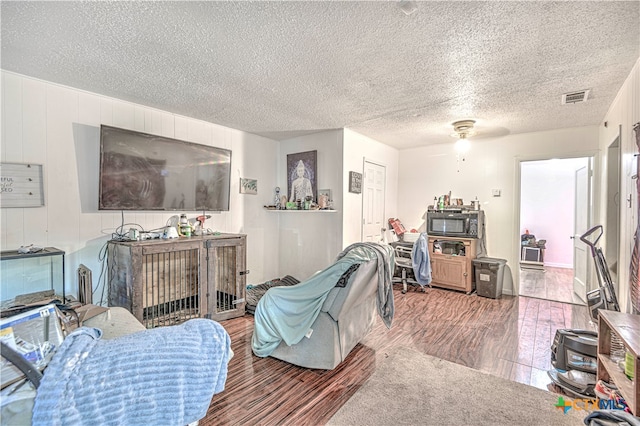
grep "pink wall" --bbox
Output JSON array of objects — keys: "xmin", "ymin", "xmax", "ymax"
[{"xmin": 520, "ymin": 158, "xmax": 589, "ymax": 268}]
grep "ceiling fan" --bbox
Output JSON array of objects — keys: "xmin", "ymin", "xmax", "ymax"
[
  {"xmin": 449, "ymin": 119, "xmax": 510, "ymax": 142},
  {"xmin": 451, "ymin": 120, "xmax": 476, "ymax": 139}
]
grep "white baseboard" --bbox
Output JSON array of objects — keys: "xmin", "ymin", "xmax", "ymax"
[{"xmin": 543, "ymin": 262, "xmax": 572, "ymax": 269}]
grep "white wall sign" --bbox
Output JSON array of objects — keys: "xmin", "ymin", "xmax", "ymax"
[{"xmin": 0, "ymin": 163, "xmax": 45, "ymax": 208}]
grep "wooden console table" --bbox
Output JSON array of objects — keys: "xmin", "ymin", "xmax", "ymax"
[{"xmin": 597, "ymin": 310, "xmax": 639, "ymax": 415}]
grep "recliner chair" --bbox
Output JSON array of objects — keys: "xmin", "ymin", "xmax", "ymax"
[
  {"xmin": 269, "ymin": 258, "xmax": 379, "ymax": 369},
  {"xmin": 252, "ymin": 243, "xmax": 394, "ymax": 370}
]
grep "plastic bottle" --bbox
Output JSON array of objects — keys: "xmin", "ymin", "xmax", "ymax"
[
  {"xmin": 179, "ymin": 214, "xmax": 191, "ymax": 237},
  {"xmin": 625, "ymin": 350, "xmax": 635, "ymax": 380}
]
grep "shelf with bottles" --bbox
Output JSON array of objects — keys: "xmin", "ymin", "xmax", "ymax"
[
  {"xmin": 264, "ymin": 206, "xmax": 336, "ymax": 213},
  {"xmin": 597, "ymin": 310, "xmax": 639, "ymax": 415}
]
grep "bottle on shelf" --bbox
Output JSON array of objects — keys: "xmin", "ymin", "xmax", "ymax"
[{"xmin": 275, "ymin": 187, "xmax": 281, "ymax": 209}]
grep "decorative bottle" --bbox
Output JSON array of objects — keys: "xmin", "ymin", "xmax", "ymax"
[{"xmin": 275, "ymin": 187, "xmax": 281, "ymax": 209}]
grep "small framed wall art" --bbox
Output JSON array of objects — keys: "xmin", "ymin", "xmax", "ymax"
[
  {"xmin": 348, "ymin": 171, "xmax": 362, "ymax": 194},
  {"xmin": 239, "ymin": 178, "xmax": 257, "ymax": 195},
  {"xmin": 0, "ymin": 163, "xmax": 45, "ymax": 208}
]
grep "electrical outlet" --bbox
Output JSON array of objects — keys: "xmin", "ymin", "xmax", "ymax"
[{"xmin": 492, "ymin": 189, "xmax": 501, "ymax": 197}]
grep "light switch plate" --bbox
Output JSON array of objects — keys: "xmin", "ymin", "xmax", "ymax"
[{"xmin": 492, "ymin": 189, "xmax": 501, "ymax": 197}]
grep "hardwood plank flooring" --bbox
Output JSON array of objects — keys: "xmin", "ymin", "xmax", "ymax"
[
  {"xmin": 520, "ymin": 266, "xmax": 584, "ymax": 305},
  {"xmin": 202, "ymin": 285, "xmax": 594, "ymax": 425}
]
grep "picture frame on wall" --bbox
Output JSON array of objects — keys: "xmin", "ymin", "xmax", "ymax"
[
  {"xmin": 287, "ymin": 150, "xmax": 317, "ymax": 202},
  {"xmin": 239, "ymin": 178, "xmax": 257, "ymax": 195},
  {"xmin": 0, "ymin": 163, "xmax": 45, "ymax": 208},
  {"xmin": 348, "ymin": 171, "xmax": 362, "ymax": 194}
]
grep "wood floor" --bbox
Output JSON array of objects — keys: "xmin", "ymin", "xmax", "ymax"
[
  {"xmin": 519, "ymin": 266, "xmax": 585, "ymax": 305},
  {"xmin": 202, "ymin": 284, "xmax": 594, "ymax": 425}
]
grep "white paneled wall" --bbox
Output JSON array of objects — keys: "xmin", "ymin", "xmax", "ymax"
[
  {"xmin": 599, "ymin": 57, "xmax": 640, "ymax": 313},
  {"xmin": 1, "ymin": 71, "xmax": 280, "ymax": 303}
]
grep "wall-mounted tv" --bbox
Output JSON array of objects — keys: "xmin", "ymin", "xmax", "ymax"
[{"xmin": 99, "ymin": 125, "xmax": 231, "ymax": 211}]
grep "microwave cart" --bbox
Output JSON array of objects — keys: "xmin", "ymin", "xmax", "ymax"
[{"xmin": 428, "ymin": 236, "xmax": 477, "ymax": 293}]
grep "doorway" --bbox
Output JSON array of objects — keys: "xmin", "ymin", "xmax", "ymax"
[
  {"xmin": 361, "ymin": 160, "xmax": 386, "ymax": 242},
  {"xmin": 518, "ymin": 157, "xmax": 592, "ymax": 304}
]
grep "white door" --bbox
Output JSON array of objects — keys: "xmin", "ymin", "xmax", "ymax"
[
  {"xmin": 573, "ymin": 163, "xmax": 591, "ymax": 302},
  {"xmin": 361, "ymin": 161, "xmax": 386, "ymax": 242}
]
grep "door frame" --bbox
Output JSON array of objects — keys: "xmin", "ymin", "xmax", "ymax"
[
  {"xmin": 513, "ymin": 150, "xmax": 600, "ymax": 296},
  {"xmin": 360, "ymin": 158, "xmax": 387, "ymax": 242},
  {"xmin": 605, "ymin": 127, "xmax": 622, "ymax": 287}
]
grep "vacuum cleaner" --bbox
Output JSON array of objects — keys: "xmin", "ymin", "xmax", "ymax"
[
  {"xmin": 548, "ymin": 329, "xmax": 598, "ymax": 397},
  {"xmin": 547, "ymin": 225, "xmax": 620, "ymax": 398}
]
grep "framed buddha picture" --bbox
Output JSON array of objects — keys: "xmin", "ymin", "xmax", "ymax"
[{"xmin": 287, "ymin": 150, "xmax": 317, "ymax": 203}]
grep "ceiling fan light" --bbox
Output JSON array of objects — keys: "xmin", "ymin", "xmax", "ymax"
[
  {"xmin": 455, "ymin": 138, "xmax": 470, "ymax": 153},
  {"xmin": 451, "ymin": 119, "xmax": 477, "ymax": 139}
]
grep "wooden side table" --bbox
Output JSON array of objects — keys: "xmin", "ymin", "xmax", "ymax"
[{"xmin": 597, "ymin": 310, "xmax": 639, "ymax": 415}]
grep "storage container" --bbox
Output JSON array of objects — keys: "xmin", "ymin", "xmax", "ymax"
[{"xmin": 472, "ymin": 257, "xmax": 507, "ymax": 299}]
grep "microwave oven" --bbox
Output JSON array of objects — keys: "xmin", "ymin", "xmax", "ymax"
[{"xmin": 427, "ymin": 210, "xmax": 484, "ymax": 238}]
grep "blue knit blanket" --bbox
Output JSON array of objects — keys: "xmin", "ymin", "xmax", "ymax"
[
  {"xmin": 252, "ymin": 243, "xmax": 394, "ymax": 358},
  {"xmin": 32, "ymin": 319, "xmax": 231, "ymax": 426}
]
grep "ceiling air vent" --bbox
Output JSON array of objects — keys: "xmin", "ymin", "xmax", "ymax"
[{"xmin": 562, "ymin": 89, "xmax": 590, "ymax": 105}]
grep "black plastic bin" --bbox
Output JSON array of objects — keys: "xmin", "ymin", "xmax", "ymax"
[{"xmin": 473, "ymin": 257, "xmax": 507, "ymax": 299}]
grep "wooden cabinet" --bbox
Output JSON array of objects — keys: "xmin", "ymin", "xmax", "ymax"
[
  {"xmin": 597, "ymin": 310, "xmax": 639, "ymax": 415},
  {"xmin": 428, "ymin": 236, "xmax": 477, "ymax": 294},
  {"xmin": 107, "ymin": 234, "xmax": 247, "ymax": 327}
]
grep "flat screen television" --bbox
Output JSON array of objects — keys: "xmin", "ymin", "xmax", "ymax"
[{"xmin": 99, "ymin": 125, "xmax": 232, "ymax": 211}]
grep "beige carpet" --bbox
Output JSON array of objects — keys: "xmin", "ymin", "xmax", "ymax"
[{"xmin": 328, "ymin": 346, "xmax": 585, "ymax": 426}]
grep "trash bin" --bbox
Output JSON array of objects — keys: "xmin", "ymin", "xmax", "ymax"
[{"xmin": 473, "ymin": 257, "xmax": 507, "ymax": 299}]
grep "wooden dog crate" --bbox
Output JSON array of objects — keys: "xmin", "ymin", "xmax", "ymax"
[{"xmin": 107, "ymin": 234, "xmax": 247, "ymax": 327}]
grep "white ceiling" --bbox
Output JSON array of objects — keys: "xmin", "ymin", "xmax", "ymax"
[{"xmin": 2, "ymin": 1, "xmax": 639, "ymax": 149}]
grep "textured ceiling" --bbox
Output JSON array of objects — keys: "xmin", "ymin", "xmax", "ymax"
[{"xmin": 1, "ymin": 1, "xmax": 639, "ymax": 149}]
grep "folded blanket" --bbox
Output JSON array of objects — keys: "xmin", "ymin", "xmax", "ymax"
[
  {"xmin": 32, "ymin": 319, "xmax": 231, "ymax": 426},
  {"xmin": 337, "ymin": 242, "xmax": 395, "ymax": 328}
]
